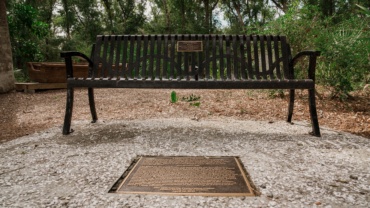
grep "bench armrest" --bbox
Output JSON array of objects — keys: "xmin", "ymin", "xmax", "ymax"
[
  {"xmin": 60, "ymin": 51, "xmax": 94, "ymax": 79},
  {"xmin": 290, "ymin": 50, "xmax": 321, "ymax": 81}
]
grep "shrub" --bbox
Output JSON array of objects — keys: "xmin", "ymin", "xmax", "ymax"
[{"xmin": 257, "ymin": 4, "xmax": 369, "ymax": 99}]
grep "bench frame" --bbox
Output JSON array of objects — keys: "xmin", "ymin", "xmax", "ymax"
[{"xmin": 61, "ymin": 35, "xmax": 321, "ymax": 136}]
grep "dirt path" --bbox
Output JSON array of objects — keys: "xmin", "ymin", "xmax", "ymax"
[{"xmin": 0, "ymin": 87, "xmax": 369, "ymax": 143}]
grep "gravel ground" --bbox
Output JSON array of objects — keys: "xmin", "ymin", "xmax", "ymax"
[{"xmin": 1, "ymin": 118, "xmax": 369, "ymax": 207}]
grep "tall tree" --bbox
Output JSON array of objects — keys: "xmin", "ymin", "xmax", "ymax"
[
  {"xmin": 0, "ymin": 0, "xmax": 15, "ymax": 93},
  {"xmin": 61, "ymin": 0, "xmax": 74, "ymax": 39},
  {"xmin": 116, "ymin": 0, "xmax": 145, "ymax": 34},
  {"xmin": 222, "ymin": 0, "xmax": 273, "ymax": 34},
  {"xmin": 200, "ymin": 0, "xmax": 219, "ymax": 33},
  {"xmin": 101, "ymin": 0, "xmax": 115, "ymax": 34},
  {"xmin": 147, "ymin": 0, "xmax": 219, "ymax": 34}
]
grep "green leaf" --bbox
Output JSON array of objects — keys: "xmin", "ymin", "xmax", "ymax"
[{"xmin": 170, "ymin": 91, "xmax": 178, "ymax": 103}]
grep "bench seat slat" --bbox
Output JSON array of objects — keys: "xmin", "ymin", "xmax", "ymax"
[{"xmin": 67, "ymin": 78, "xmax": 314, "ymax": 89}]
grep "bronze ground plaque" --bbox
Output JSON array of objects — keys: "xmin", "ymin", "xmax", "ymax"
[{"xmin": 109, "ymin": 156, "xmax": 257, "ymax": 196}]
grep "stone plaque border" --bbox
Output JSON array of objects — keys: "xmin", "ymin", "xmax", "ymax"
[{"xmin": 109, "ymin": 156, "xmax": 258, "ymax": 197}]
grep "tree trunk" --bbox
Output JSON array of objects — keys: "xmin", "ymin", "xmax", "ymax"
[
  {"xmin": 232, "ymin": 0, "xmax": 245, "ymax": 33},
  {"xmin": 162, "ymin": 0, "xmax": 171, "ymax": 33},
  {"xmin": 0, "ymin": 1, "xmax": 15, "ymax": 93},
  {"xmin": 61, "ymin": 0, "xmax": 71, "ymax": 39}
]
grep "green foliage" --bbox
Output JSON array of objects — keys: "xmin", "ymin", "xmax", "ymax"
[
  {"xmin": 145, "ymin": 0, "xmax": 221, "ymax": 34},
  {"xmin": 181, "ymin": 94, "xmax": 201, "ymax": 107},
  {"xmin": 7, "ymin": 3, "xmax": 49, "ymax": 71},
  {"xmin": 170, "ymin": 91, "xmax": 178, "ymax": 103},
  {"xmin": 268, "ymin": 89, "xmax": 285, "ymax": 98},
  {"xmin": 315, "ymin": 17, "xmax": 370, "ymax": 99},
  {"xmin": 190, "ymin": 102, "xmax": 201, "ymax": 107},
  {"xmin": 356, "ymin": 4, "xmax": 370, "ymax": 16},
  {"xmin": 258, "ymin": 3, "xmax": 370, "ymax": 99},
  {"xmin": 13, "ymin": 69, "xmax": 30, "ymax": 83},
  {"xmin": 221, "ymin": 0, "xmax": 275, "ymax": 34},
  {"xmin": 182, "ymin": 94, "xmax": 201, "ymax": 102}
]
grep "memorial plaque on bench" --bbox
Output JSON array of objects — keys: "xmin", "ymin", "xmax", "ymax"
[
  {"xmin": 177, "ymin": 41, "xmax": 203, "ymax": 52},
  {"xmin": 109, "ymin": 156, "xmax": 257, "ymax": 196}
]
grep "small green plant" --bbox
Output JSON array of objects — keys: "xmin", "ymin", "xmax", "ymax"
[
  {"xmin": 170, "ymin": 91, "xmax": 178, "ymax": 103},
  {"xmin": 13, "ymin": 69, "xmax": 30, "ymax": 82},
  {"xmin": 240, "ymin": 108, "xmax": 247, "ymax": 114},
  {"xmin": 181, "ymin": 94, "xmax": 201, "ymax": 102},
  {"xmin": 190, "ymin": 102, "xmax": 201, "ymax": 107},
  {"xmin": 268, "ymin": 89, "xmax": 285, "ymax": 98}
]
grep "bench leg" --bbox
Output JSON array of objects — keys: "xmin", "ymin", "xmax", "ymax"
[
  {"xmin": 287, "ymin": 89, "xmax": 295, "ymax": 123},
  {"xmin": 88, "ymin": 88, "xmax": 98, "ymax": 123},
  {"xmin": 63, "ymin": 88, "xmax": 74, "ymax": 135},
  {"xmin": 308, "ymin": 89, "xmax": 321, "ymax": 137}
]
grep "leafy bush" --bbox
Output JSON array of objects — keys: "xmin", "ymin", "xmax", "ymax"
[
  {"xmin": 315, "ymin": 17, "xmax": 370, "ymax": 99},
  {"xmin": 7, "ymin": 3, "xmax": 49, "ymax": 72},
  {"xmin": 257, "ymin": 4, "xmax": 369, "ymax": 99}
]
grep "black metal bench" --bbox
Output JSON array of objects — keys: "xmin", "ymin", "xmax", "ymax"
[{"xmin": 61, "ymin": 34, "xmax": 321, "ymax": 136}]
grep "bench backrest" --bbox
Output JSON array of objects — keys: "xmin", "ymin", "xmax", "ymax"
[{"xmin": 91, "ymin": 35, "xmax": 292, "ymax": 81}]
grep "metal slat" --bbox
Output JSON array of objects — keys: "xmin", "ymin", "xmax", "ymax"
[
  {"xmin": 184, "ymin": 35, "xmax": 190, "ymax": 81},
  {"xmin": 266, "ymin": 35, "xmax": 274, "ymax": 79},
  {"xmin": 69, "ymin": 79, "xmax": 315, "ymax": 89},
  {"xmin": 177, "ymin": 35, "xmax": 183, "ymax": 81},
  {"xmin": 240, "ymin": 35, "xmax": 247, "ymax": 80},
  {"xmin": 114, "ymin": 36, "xmax": 122, "ymax": 78},
  {"xmin": 273, "ymin": 36, "xmax": 282, "ymax": 79},
  {"xmin": 120, "ymin": 35, "xmax": 128, "ymax": 79},
  {"xmin": 169, "ymin": 35, "xmax": 175, "ymax": 80},
  {"xmin": 212, "ymin": 35, "xmax": 217, "ymax": 80},
  {"xmin": 149, "ymin": 35, "xmax": 155, "ymax": 80},
  {"xmin": 190, "ymin": 35, "xmax": 196, "ymax": 80},
  {"xmin": 101, "ymin": 36, "xmax": 110, "ymax": 78},
  {"xmin": 155, "ymin": 35, "xmax": 162, "ymax": 80},
  {"xmin": 253, "ymin": 36, "xmax": 260, "ymax": 79},
  {"xmin": 204, "ymin": 35, "xmax": 210, "ymax": 80},
  {"xmin": 93, "ymin": 36, "xmax": 103, "ymax": 79},
  {"xmin": 191, "ymin": 49, "xmax": 196, "ymax": 80},
  {"xmin": 197, "ymin": 35, "xmax": 203, "ymax": 80},
  {"xmin": 280, "ymin": 36, "xmax": 290, "ymax": 79},
  {"xmin": 142, "ymin": 35, "xmax": 149, "ymax": 80},
  {"xmin": 219, "ymin": 35, "xmax": 224, "ymax": 80},
  {"xmin": 107, "ymin": 36, "xmax": 116, "ymax": 78},
  {"xmin": 226, "ymin": 35, "xmax": 231, "ymax": 80},
  {"xmin": 163, "ymin": 35, "xmax": 168, "ymax": 79},
  {"xmin": 246, "ymin": 36, "xmax": 253, "ymax": 79},
  {"xmin": 233, "ymin": 35, "xmax": 239, "ymax": 80},
  {"xmin": 260, "ymin": 36, "xmax": 267, "ymax": 79},
  {"xmin": 128, "ymin": 36, "xmax": 135, "ymax": 79},
  {"xmin": 134, "ymin": 35, "xmax": 141, "ymax": 80},
  {"xmin": 191, "ymin": 51, "xmax": 196, "ymax": 80}
]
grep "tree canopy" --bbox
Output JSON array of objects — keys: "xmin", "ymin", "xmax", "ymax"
[{"xmin": 5, "ymin": 0, "xmax": 370, "ymax": 98}]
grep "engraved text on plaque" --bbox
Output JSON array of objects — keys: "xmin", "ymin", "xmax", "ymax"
[
  {"xmin": 110, "ymin": 156, "xmax": 255, "ymax": 196},
  {"xmin": 177, "ymin": 41, "xmax": 203, "ymax": 52}
]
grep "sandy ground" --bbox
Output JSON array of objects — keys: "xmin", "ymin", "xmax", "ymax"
[
  {"xmin": 0, "ymin": 88, "xmax": 369, "ymax": 207},
  {"xmin": 0, "ymin": 118, "xmax": 369, "ymax": 207}
]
